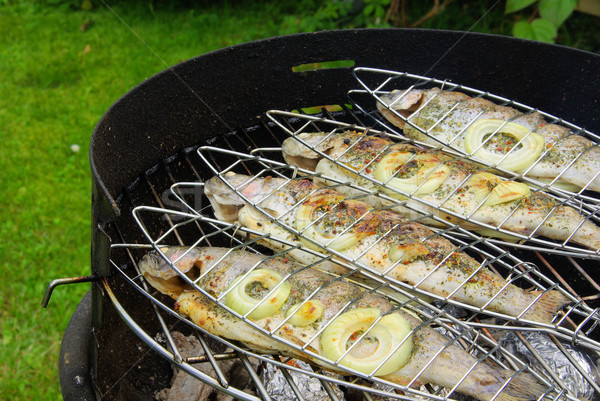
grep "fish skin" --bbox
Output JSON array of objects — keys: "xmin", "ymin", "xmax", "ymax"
[
  {"xmin": 376, "ymin": 87, "xmax": 600, "ymax": 192},
  {"xmin": 139, "ymin": 246, "xmax": 549, "ymax": 401},
  {"xmin": 281, "ymin": 131, "xmax": 600, "ymax": 251},
  {"xmin": 205, "ymin": 174, "xmax": 569, "ymax": 324}
]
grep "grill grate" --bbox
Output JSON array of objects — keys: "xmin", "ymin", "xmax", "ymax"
[{"xmin": 102, "ymin": 106, "xmax": 600, "ymax": 401}]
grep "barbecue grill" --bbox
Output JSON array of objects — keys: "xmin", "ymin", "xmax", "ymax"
[{"xmin": 46, "ymin": 29, "xmax": 600, "ymax": 401}]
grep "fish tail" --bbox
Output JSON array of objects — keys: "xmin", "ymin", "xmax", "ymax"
[
  {"xmin": 522, "ymin": 289, "xmax": 569, "ymax": 324},
  {"xmin": 493, "ymin": 370, "xmax": 548, "ymax": 401}
]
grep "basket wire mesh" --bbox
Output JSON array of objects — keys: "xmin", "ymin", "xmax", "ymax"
[
  {"xmin": 109, "ymin": 205, "xmax": 593, "ymax": 401},
  {"xmin": 265, "ymin": 108, "xmax": 600, "ymax": 260},
  {"xmin": 103, "ymin": 73, "xmax": 600, "ymax": 401},
  {"xmin": 349, "ymin": 67, "xmax": 600, "ymax": 207},
  {"xmin": 195, "ymin": 146, "xmax": 599, "ymax": 343}
]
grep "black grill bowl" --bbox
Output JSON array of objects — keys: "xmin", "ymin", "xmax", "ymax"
[
  {"xmin": 91, "ymin": 29, "xmax": 600, "ymax": 210},
  {"xmin": 62, "ymin": 29, "xmax": 600, "ymax": 400}
]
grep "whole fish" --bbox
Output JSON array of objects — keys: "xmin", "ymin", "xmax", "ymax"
[
  {"xmin": 281, "ymin": 131, "xmax": 600, "ymax": 251},
  {"xmin": 139, "ymin": 246, "xmax": 550, "ymax": 401},
  {"xmin": 376, "ymin": 87, "xmax": 600, "ymax": 192},
  {"xmin": 204, "ymin": 173, "xmax": 569, "ymax": 324}
]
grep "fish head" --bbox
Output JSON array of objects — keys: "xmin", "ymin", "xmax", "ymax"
[
  {"xmin": 283, "ymin": 130, "xmax": 392, "ymax": 173},
  {"xmin": 379, "ymin": 89, "xmax": 426, "ymax": 112},
  {"xmin": 377, "ymin": 89, "xmax": 427, "ymax": 129},
  {"xmin": 138, "ymin": 246, "xmax": 229, "ymax": 298},
  {"xmin": 205, "ymin": 172, "xmax": 275, "ymax": 222},
  {"xmin": 138, "ymin": 246, "xmax": 211, "ymax": 298},
  {"xmin": 205, "ymin": 172, "xmax": 305, "ymax": 222},
  {"xmin": 282, "ymin": 132, "xmax": 335, "ymax": 171},
  {"xmin": 205, "ymin": 172, "xmax": 251, "ymax": 222}
]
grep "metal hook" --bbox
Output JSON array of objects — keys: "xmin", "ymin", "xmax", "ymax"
[{"xmin": 41, "ymin": 275, "xmax": 97, "ymax": 308}]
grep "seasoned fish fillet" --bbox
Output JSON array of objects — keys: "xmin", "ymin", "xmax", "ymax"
[
  {"xmin": 205, "ymin": 173, "xmax": 569, "ymax": 323},
  {"xmin": 377, "ymin": 87, "xmax": 600, "ymax": 192},
  {"xmin": 139, "ymin": 246, "xmax": 550, "ymax": 401},
  {"xmin": 281, "ymin": 131, "xmax": 600, "ymax": 251}
]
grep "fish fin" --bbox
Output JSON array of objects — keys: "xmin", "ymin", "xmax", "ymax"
[
  {"xmin": 523, "ymin": 290, "xmax": 569, "ymax": 324},
  {"xmin": 494, "ymin": 370, "xmax": 548, "ymax": 401}
]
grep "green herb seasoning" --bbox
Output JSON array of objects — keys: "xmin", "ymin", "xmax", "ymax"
[{"xmin": 482, "ymin": 133, "xmax": 521, "ymax": 154}]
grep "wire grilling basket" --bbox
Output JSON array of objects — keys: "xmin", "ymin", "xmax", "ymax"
[
  {"xmin": 349, "ymin": 68, "xmax": 600, "ymax": 206},
  {"xmin": 265, "ymin": 110, "xmax": 600, "ymax": 260},
  {"xmin": 104, "ymin": 70, "xmax": 600, "ymax": 401},
  {"xmin": 114, "ymin": 205, "xmax": 598, "ymax": 401}
]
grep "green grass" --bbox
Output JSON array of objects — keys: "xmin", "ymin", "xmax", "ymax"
[
  {"xmin": 0, "ymin": 1, "xmax": 598, "ymax": 400},
  {"xmin": 0, "ymin": 2, "xmax": 310, "ymax": 399}
]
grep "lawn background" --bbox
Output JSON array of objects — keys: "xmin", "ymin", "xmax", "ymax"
[{"xmin": 1, "ymin": 1, "xmax": 599, "ymax": 399}]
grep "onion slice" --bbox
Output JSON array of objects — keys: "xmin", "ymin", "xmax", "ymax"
[
  {"xmin": 225, "ymin": 269, "xmax": 291, "ymax": 320},
  {"xmin": 388, "ymin": 243, "xmax": 429, "ymax": 264},
  {"xmin": 469, "ymin": 172, "xmax": 530, "ymax": 206},
  {"xmin": 320, "ymin": 308, "xmax": 413, "ymax": 376},
  {"xmin": 484, "ymin": 181, "xmax": 530, "ymax": 207},
  {"xmin": 285, "ymin": 300, "xmax": 324, "ymax": 327},
  {"xmin": 296, "ymin": 193, "xmax": 372, "ymax": 252},
  {"xmin": 469, "ymin": 172, "xmax": 503, "ymax": 204},
  {"xmin": 375, "ymin": 151, "xmax": 450, "ymax": 196},
  {"xmin": 464, "ymin": 119, "xmax": 545, "ymax": 171}
]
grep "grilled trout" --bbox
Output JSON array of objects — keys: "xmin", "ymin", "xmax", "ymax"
[
  {"xmin": 281, "ymin": 131, "xmax": 600, "ymax": 251},
  {"xmin": 204, "ymin": 173, "xmax": 569, "ymax": 323},
  {"xmin": 377, "ymin": 87, "xmax": 600, "ymax": 192},
  {"xmin": 139, "ymin": 246, "xmax": 550, "ymax": 401}
]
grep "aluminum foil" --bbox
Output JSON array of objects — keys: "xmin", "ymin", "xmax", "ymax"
[
  {"xmin": 500, "ymin": 331, "xmax": 600, "ymax": 400},
  {"xmin": 261, "ymin": 359, "xmax": 345, "ymax": 401},
  {"xmin": 261, "ymin": 359, "xmax": 435, "ymax": 401}
]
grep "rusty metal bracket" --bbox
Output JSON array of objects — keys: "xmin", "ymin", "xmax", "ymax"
[{"xmin": 41, "ymin": 275, "xmax": 97, "ymax": 308}]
